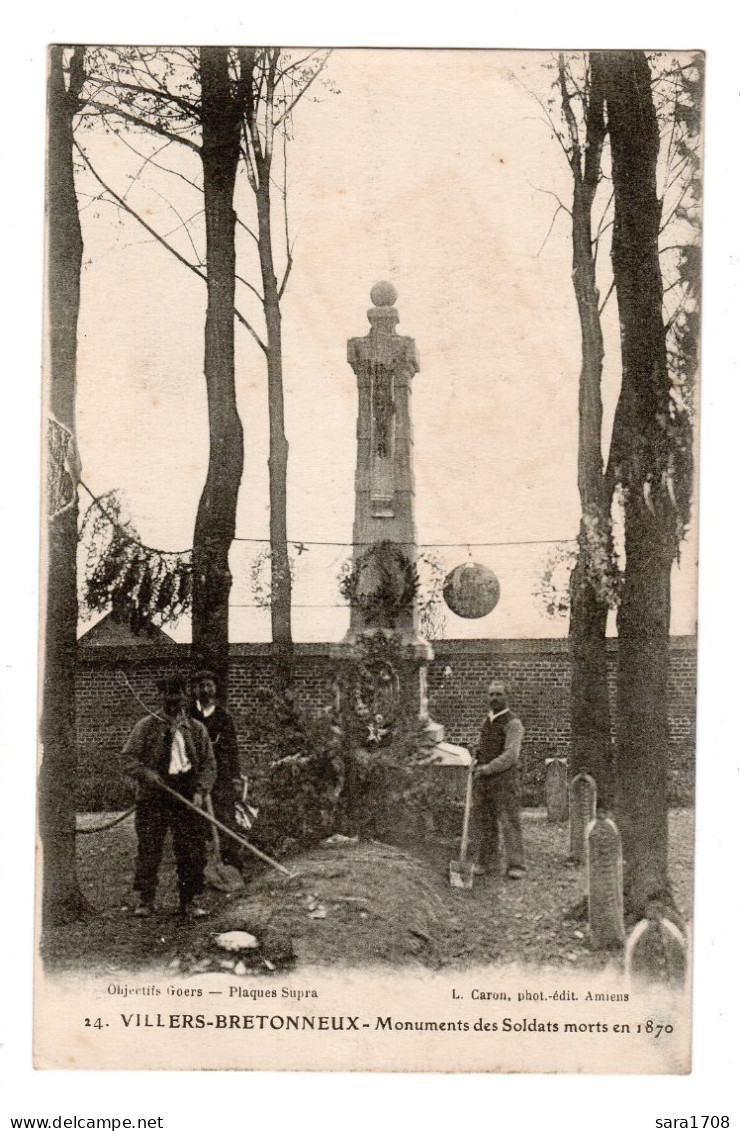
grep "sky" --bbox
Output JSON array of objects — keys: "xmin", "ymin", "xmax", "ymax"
[{"xmin": 73, "ymin": 48, "xmax": 698, "ymax": 642}]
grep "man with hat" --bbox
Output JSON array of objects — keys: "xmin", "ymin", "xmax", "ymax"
[
  {"xmin": 122, "ymin": 674, "xmax": 216, "ymax": 917},
  {"xmin": 471, "ymin": 680, "xmax": 527, "ymax": 880},
  {"xmin": 190, "ymin": 669, "xmax": 245, "ymax": 871}
]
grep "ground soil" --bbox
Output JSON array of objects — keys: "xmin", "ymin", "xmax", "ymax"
[{"xmin": 43, "ymin": 810, "xmax": 694, "ymax": 976}]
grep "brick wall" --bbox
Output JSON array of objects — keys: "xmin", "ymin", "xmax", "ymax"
[{"xmin": 75, "ymin": 636, "xmax": 697, "ymax": 809}]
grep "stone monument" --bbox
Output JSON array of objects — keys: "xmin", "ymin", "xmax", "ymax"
[
  {"xmin": 341, "ymin": 282, "xmax": 467, "ymax": 771},
  {"xmin": 345, "ymin": 281, "xmax": 426, "ymax": 650}
]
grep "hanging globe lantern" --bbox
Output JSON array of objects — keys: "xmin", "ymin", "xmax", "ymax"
[{"xmin": 443, "ymin": 561, "xmax": 500, "ymax": 619}]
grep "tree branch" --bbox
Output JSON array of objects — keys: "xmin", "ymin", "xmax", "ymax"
[
  {"xmin": 537, "ymin": 203, "xmax": 567, "ymax": 257},
  {"xmin": 74, "ymin": 140, "xmax": 267, "ymax": 352},
  {"xmin": 273, "ymin": 50, "xmax": 331, "ymax": 127},
  {"xmin": 82, "ymin": 99, "xmax": 200, "ymax": 152}
]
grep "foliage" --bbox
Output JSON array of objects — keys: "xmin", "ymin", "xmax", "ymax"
[
  {"xmin": 246, "ymin": 689, "xmax": 344, "ymax": 859},
  {"xmin": 579, "ymin": 506, "xmax": 622, "ymax": 608},
  {"xmin": 246, "ymin": 633, "xmax": 455, "ymax": 859},
  {"xmin": 80, "ymin": 490, "xmax": 192, "ymax": 632},
  {"xmin": 337, "ymin": 543, "xmax": 446, "ymax": 639},
  {"xmin": 416, "ymin": 550, "xmax": 448, "ymax": 640},
  {"xmin": 338, "ymin": 541, "xmax": 420, "ymax": 628},
  {"xmin": 248, "ymin": 544, "xmax": 300, "ymax": 610},
  {"xmin": 329, "ymin": 634, "xmax": 451, "ymax": 840},
  {"xmin": 533, "ymin": 542, "xmax": 579, "ymax": 619}
]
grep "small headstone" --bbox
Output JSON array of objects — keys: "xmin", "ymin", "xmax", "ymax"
[
  {"xmin": 586, "ymin": 814, "xmax": 625, "ymax": 949},
  {"xmin": 569, "ymin": 772, "xmax": 597, "ymax": 862},
  {"xmin": 625, "ymin": 916, "xmax": 688, "ymax": 988},
  {"xmin": 545, "ymin": 758, "xmax": 568, "ymax": 822}
]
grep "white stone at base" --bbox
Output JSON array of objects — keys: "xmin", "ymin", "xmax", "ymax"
[{"xmin": 423, "ymin": 741, "xmax": 472, "ymax": 767}]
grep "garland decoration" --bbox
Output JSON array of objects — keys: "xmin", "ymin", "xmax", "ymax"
[
  {"xmin": 338, "ymin": 540, "xmax": 419, "ymax": 628},
  {"xmin": 80, "ymin": 489, "xmax": 193, "ymax": 632}
]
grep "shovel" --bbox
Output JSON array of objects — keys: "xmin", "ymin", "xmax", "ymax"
[
  {"xmin": 449, "ymin": 759, "xmax": 475, "ymax": 889},
  {"xmin": 203, "ymin": 794, "xmax": 245, "ymax": 893}
]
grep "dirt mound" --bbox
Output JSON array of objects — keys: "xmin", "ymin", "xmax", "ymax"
[{"xmin": 210, "ymin": 839, "xmax": 457, "ymax": 968}]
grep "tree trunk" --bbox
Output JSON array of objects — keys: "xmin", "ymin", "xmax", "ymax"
[
  {"xmin": 191, "ymin": 47, "xmax": 244, "ymax": 692},
  {"xmin": 40, "ymin": 45, "xmax": 89, "ymax": 927},
  {"xmin": 256, "ymin": 150, "xmax": 293, "ymax": 689},
  {"xmin": 569, "ymin": 559, "xmax": 612, "ymax": 799},
  {"xmin": 599, "ymin": 50, "xmax": 677, "ymax": 920},
  {"xmin": 561, "ymin": 56, "xmax": 613, "ymax": 802}
]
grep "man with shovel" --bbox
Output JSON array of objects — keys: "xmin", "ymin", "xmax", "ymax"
[
  {"xmin": 122, "ymin": 675, "xmax": 216, "ymax": 918},
  {"xmin": 471, "ymin": 681, "xmax": 527, "ymax": 881}
]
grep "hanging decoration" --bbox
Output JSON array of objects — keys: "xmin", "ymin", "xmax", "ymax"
[
  {"xmin": 442, "ymin": 561, "xmax": 500, "ymax": 619},
  {"xmin": 80, "ymin": 489, "xmax": 193, "ymax": 632}
]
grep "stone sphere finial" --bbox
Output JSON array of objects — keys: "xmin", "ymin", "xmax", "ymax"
[{"xmin": 370, "ymin": 281, "xmax": 397, "ymax": 308}]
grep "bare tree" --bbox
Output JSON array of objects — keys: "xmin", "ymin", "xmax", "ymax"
[
  {"xmin": 191, "ymin": 47, "xmax": 246, "ymax": 685},
  {"xmin": 597, "ymin": 49, "xmax": 696, "ymax": 921},
  {"xmin": 556, "ymin": 54, "xmax": 616, "ymax": 802},
  {"xmin": 236, "ymin": 48, "xmax": 329, "ymax": 685},
  {"xmin": 41, "ymin": 45, "xmax": 89, "ymax": 926},
  {"xmin": 76, "ymin": 47, "xmax": 330, "ymax": 687}
]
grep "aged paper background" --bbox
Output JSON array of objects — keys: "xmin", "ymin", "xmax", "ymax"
[{"xmin": 3, "ymin": 1, "xmax": 739, "ymax": 1128}]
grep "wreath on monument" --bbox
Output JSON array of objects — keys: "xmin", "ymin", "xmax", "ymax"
[{"xmin": 339, "ymin": 540, "xmax": 420, "ymax": 627}]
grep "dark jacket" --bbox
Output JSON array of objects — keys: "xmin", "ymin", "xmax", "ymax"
[
  {"xmin": 122, "ymin": 713, "xmax": 217, "ymax": 795},
  {"xmin": 190, "ymin": 703, "xmax": 241, "ymax": 794}
]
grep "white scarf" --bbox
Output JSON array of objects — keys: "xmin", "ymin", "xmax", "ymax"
[{"xmin": 168, "ymin": 728, "xmax": 192, "ymax": 775}]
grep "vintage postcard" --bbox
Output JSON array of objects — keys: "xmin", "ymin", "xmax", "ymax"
[{"xmin": 36, "ymin": 46, "xmax": 701, "ymax": 1072}]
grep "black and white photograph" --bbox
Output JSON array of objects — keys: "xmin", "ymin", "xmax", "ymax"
[{"xmin": 32, "ymin": 43, "xmax": 705, "ymax": 1073}]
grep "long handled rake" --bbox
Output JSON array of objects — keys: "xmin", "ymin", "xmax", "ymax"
[{"xmin": 151, "ymin": 776, "xmax": 294, "ymax": 878}]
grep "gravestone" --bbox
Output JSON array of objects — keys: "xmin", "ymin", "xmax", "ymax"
[
  {"xmin": 625, "ymin": 916, "xmax": 688, "ymax": 988},
  {"xmin": 544, "ymin": 757, "xmax": 568, "ymax": 822},
  {"xmin": 586, "ymin": 814, "xmax": 625, "ymax": 949},
  {"xmin": 569, "ymin": 772, "xmax": 597, "ymax": 863}
]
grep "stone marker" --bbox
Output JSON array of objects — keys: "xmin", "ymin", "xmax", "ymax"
[
  {"xmin": 586, "ymin": 814, "xmax": 625, "ymax": 949},
  {"xmin": 569, "ymin": 772, "xmax": 597, "ymax": 862},
  {"xmin": 544, "ymin": 757, "xmax": 568, "ymax": 822},
  {"xmin": 625, "ymin": 916, "xmax": 688, "ymax": 988}
]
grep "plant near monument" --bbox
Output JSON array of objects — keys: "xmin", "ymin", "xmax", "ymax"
[
  {"xmin": 416, "ymin": 549, "xmax": 448, "ymax": 640},
  {"xmin": 245, "ymin": 690, "xmax": 344, "ymax": 859},
  {"xmin": 533, "ymin": 542, "xmax": 579, "ymax": 619},
  {"xmin": 238, "ymin": 48, "xmax": 334, "ymax": 685},
  {"xmin": 548, "ymin": 52, "xmax": 618, "ymax": 800}
]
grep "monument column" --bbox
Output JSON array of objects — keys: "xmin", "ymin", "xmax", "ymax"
[{"xmin": 345, "ymin": 281, "xmax": 428, "ymax": 652}]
